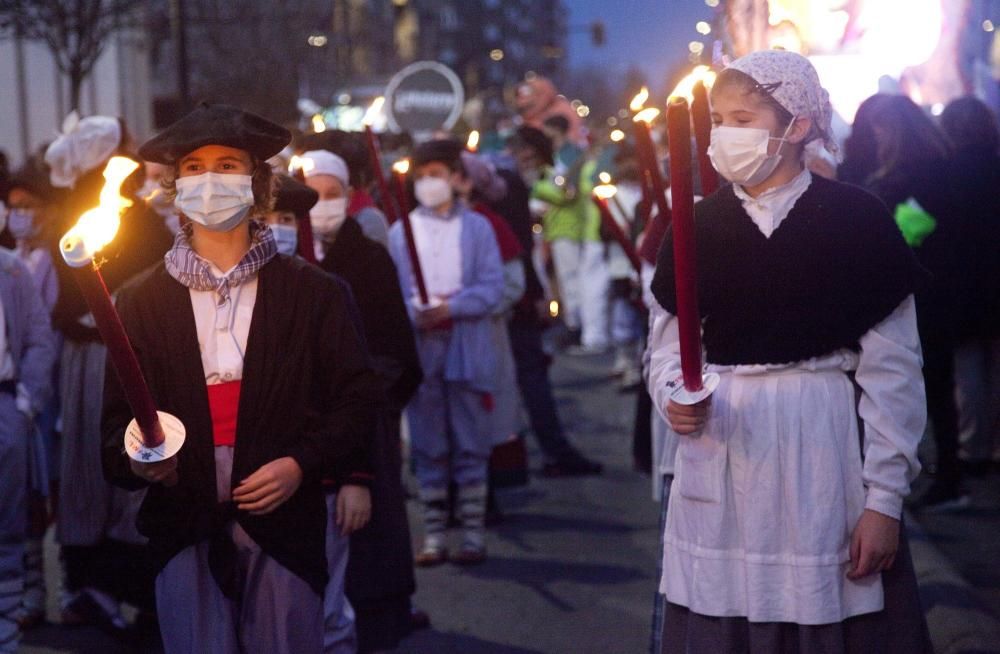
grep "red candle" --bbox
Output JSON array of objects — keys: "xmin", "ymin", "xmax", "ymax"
[
  {"xmin": 592, "ymin": 190, "xmax": 642, "ymax": 275},
  {"xmin": 666, "ymin": 98, "xmax": 704, "ymax": 392},
  {"xmin": 72, "ymin": 264, "xmax": 164, "ymax": 447},
  {"xmin": 401, "ymin": 209, "xmax": 430, "ymax": 306},
  {"xmin": 691, "ymin": 80, "xmax": 719, "ymax": 197},
  {"xmin": 363, "ymin": 125, "xmax": 398, "ymax": 223},
  {"xmin": 631, "ymin": 114, "xmax": 672, "ymax": 225},
  {"xmin": 391, "ymin": 160, "xmax": 412, "ymax": 218},
  {"xmin": 291, "ymin": 166, "xmax": 318, "ymax": 264}
]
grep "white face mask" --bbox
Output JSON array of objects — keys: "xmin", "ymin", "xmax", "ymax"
[
  {"xmin": 310, "ymin": 198, "xmax": 348, "ymax": 237},
  {"xmin": 268, "ymin": 223, "xmax": 299, "ymax": 256},
  {"xmin": 174, "ymin": 172, "xmax": 254, "ymax": 232},
  {"xmin": 7, "ymin": 208, "xmax": 36, "ymax": 240},
  {"xmin": 708, "ymin": 119, "xmax": 796, "ymax": 187},
  {"xmin": 414, "ymin": 176, "xmax": 453, "ymax": 209}
]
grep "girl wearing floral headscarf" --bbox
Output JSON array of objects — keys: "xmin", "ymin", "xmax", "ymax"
[{"xmin": 647, "ymin": 50, "xmax": 932, "ymax": 653}]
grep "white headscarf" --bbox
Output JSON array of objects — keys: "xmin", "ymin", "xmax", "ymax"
[
  {"xmin": 44, "ymin": 112, "xmax": 122, "ymax": 188},
  {"xmin": 727, "ymin": 50, "xmax": 836, "ymax": 155}
]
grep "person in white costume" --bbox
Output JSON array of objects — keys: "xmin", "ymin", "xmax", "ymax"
[{"xmin": 647, "ymin": 50, "xmax": 932, "ymax": 653}]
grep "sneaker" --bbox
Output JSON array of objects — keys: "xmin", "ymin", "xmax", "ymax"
[
  {"xmin": 910, "ymin": 480, "xmax": 971, "ymax": 513},
  {"xmin": 452, "ymin": 543, "xmax": 487, "ymax": 565},
  {"xmin": 564, "ymin": 344, "xmax": 609, "ymax": 357},
  {"xmin": 414, "ymin": 545, "xmax": 448, "ymax": 567},
  {"xmin": 542, "ymin": 454, "xmax": 603, "ymax": 477}
]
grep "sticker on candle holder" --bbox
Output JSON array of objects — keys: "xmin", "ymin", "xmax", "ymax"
[
  {"xmin": 125, "ymin": 410, "xmax": 187, "ymax": 463},
  {"xmin": 58, "ymin": 156, "xmax": 188, "ymax": 466},
  {"xmin": 667, "ymin": 371, "xmax": 720, "ymax": 406}
]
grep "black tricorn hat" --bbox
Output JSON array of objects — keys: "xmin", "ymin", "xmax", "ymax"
[
  {"xmin": 138, "ymin": 103, "xmax": 290, "ymax": 165},
  {"xmin": 412, "ymin": 139, "xmax": 465, "ymax": 170},
  {"xmin": 273, "ymin": 174, "xmax": 319, "ymax": 218}
]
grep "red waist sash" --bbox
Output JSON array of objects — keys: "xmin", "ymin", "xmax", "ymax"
[{"xmin": 207, "ymin": 380, "xmax": 242, "ymax": 447}]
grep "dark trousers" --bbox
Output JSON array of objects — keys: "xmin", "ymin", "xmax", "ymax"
[
  {"xmin": 922, "ymin": 332, "xmax": 961, "ymax": 482},
  {"xmin": 507, "ymin": 317, "xmax": 575, "ymax": 462}
]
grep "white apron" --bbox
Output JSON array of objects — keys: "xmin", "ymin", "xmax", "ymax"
[{"xmin": 660, "ymin": 352, "xmax": 884, "ymax": 625}]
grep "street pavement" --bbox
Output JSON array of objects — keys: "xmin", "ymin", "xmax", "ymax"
[{"xmin": 21, "ymin": 349, "xmax": 1000, "ymax": 653}]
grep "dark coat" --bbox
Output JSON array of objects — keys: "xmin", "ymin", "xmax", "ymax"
[
  {"xmin": 318, "ymin": 217, "xmax": 420, "ymax": 603},
  {"xmin": 101, "ymin": 254, "xmax": 381, "ymax": 594}
]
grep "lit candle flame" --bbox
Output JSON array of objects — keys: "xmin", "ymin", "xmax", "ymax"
[
  {"xmin": 288, "ymin": 154, "xmax": 316, "ymax": 175},
  {"xmin": 629, "ymin": 87, "xmax": 650, "ymax": 112},
  {"xmin": 466, "ymin": 130, "xmax": 480, "ymax": 152},
  {"xmin": 59, "ymin": 156, "xmax": 139, "ymax": 268},
  {"xmin": 668, "ymin": 65, "xmax": 717, "ymax": 104},
  {"xmin": 548, "ymin": 300, "xmax": 559, "ymax": 318},
  {"xmin": 598, "ymin": 171, "xmax": 612, "ymax": 184},
  {"xmin": 633, "ymin": 107, "xmax": 661, "ymax": 125},
  {"xmin": 363, "ymin": 96, "xmax": 385, "ymax": 127},
  {"xmin": 311, "ymin": 114, "xmax": 327, "ymax": 133},
  {"xmin": 392, "ymin": 159, "xmax": 410, "ymax": 175},
  {"xmin": 593, "ymin": 183, "xmax": 618, "ymax": 200}
]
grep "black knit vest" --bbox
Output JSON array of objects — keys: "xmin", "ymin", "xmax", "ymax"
[{"xmin": 651, "ymin": 175, "xmax": 927, "ymax": 366}]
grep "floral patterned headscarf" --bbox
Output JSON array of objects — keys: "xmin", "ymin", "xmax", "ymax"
[{"xmin": 727, "ymin": 50, "xmax": 836, "ymax": 155}]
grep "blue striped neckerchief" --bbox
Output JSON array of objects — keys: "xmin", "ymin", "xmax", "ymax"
[{"xmin": 164, "ymin": 219, "xmax": 277, "ymax": 307}]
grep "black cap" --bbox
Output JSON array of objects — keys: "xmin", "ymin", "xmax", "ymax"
[
  {"xmin": 273, "ymin": 174, "xmax": 319, "ymax": 219},
  {"xmin": 412, "ymin": 139, "xmax": 464, "ymax": 170},
  {"xmin": 509, "ymin": 126, "xmax": 554, "ymax": 166},
  {"xmin": 138, "ymin": 103, "xmax": 290, "ymax": 165},
  {"xmin": 7, "ymin": 157, "xmax": 59, "ymax": 202}
]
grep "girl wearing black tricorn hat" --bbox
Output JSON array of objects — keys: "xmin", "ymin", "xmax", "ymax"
[{"xmin": 101, "ymin": 103, "xmax": 380, "ymax": 653}]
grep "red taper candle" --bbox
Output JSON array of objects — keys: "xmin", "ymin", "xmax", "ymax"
[
  {"xmin": 666, "ymin": 98, "xmax": 704, "ymax": 392},
  {"xmin": 72, "ymin": 266, "xmax": 164, "ymax": 447},
  {"xmin": 363, "ymin": 125, "xmax": 398, "ymax": 223},
  {"xmin": 292, "ymin": 166, "xmax": 318, "ymax": 265},
  {"xmin": 401, "ymin": 211, "xmax": 429, "ymax": 306},
  {"xmin": 393, "ymin": 170, "xmax": 412, "ymax": 218},
  {"xmin": 691, "ymin": 81, "xmax": 719, "ymax": 197},
  {"xmin": 632, "ymin": 117, "xmax": 672, "ymax": 225},
  {"xmin": 592, "ymin": 192, "xmax": 642, "ymax": 275}
]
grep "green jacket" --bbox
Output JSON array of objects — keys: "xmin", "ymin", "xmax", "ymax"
[{"xmin": 532, "ymin": 158, "xmax": 602, "ymax": 242}]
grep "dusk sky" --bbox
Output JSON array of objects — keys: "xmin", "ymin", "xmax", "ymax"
[{"xmin": 564, "ymin": 0, "xmax": 716, "ymax": 93}]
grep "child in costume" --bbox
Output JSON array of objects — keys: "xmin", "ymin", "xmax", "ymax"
[
  {"xmin": 648, "ymin": 51, "xmax": 931, "ymax": 653},
  {"xmin": 0, "ymin": 219, "xmax": 56, "ymax": 654},
  {"xmin": 388, "ymin": 139, "xmax": 504, "ymax": 566},
  {"xmin": 101, "ymin": 104, "xmax": 380, "ymax": 654}
]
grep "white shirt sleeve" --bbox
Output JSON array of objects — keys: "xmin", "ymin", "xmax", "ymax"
[
  {"xmin": 646, "ymin": 301, "xmax": 683, "ymax": 425},
  {"xmin": 855, "ymin": 294, "xmax": 926, "ymax": 519}
]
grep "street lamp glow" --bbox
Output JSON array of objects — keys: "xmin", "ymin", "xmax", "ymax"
[
  {"xmin": 307, "ymin": 34, "xmax": 328, "ymax": 47},
  {"xmin": 490, "ymin": 48, "xmax": 505, "ymax": 61},
  {"xmin": 689, "ymin": 41, "xmax": 705, "ymax": 54},
  {"xmin": 576, "ymin": 105, "xmax": 590, "ymax": 118},
  {"xmin": 609, "ymin": 129, "xmax": 625, "ymax": 142},
  {"xmin": 705, "ymin": 0, "xmax": 719, "ymax": 6},
  {"xmin": 984, "ymin": 19, "xmax": 995, "ymax": 32},
  {"xmin": 696, "ymin": 21, "xmax": 711, "ymax": 35}
]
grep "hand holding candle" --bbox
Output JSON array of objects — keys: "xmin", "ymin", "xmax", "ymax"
[{"xmin": 59, "ymin": 156, "xmax": 186, "ymax": 465}]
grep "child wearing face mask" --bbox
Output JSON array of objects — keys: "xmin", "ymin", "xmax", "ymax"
[
  {"xmin": 101, "ymin": 104, "xmax": 381, "ymax": 654},
  {"xmin": 267, "ymin": 171, "xmax": 422, "ymax": 654},
  {"xmin": 647, "ymin": 51, "xmax": 931, "ymax": 653},
  {"xmin": 299, "ymin": 150, "xmax": 353, "ymax": 262},
  {"xmin": 388, "ymin": 139, "xmax": 505, "ymax": 566}
]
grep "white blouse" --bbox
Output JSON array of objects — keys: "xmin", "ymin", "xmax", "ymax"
[
  {"xmin": 188, "ymin": 261, "xmax": 258, "ymax": 385},
  {"xmin": 410, "ymin": 208, "xmax": 463, "ymax": 300},
  {"xmin": 732, "ymin": 167, "xmax": 812, "ymax": 238}
]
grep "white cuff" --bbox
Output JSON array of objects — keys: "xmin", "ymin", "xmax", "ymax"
[{"xmin": 864, "ymin": 486, "xmax": 903, "ymax": 520}]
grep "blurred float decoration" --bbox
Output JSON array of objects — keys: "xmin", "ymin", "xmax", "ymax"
[
  {"xmin": 708, "ymin": 0, "xmax": 991, "ymax": 134},
  {"xmin": 59, "ymin": 156, "xmax": 186, "ymax": 464}
]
